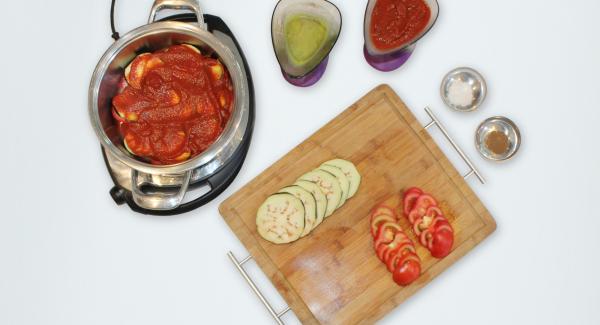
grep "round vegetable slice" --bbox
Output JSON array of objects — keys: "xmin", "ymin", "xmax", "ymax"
[
  {"xmin": 370, "ymin": 214, "xmax": 396, "ymax": 237},
  {"xmin": 370, "ymin": 205, "xmax": 396, "ymax": 219},
  {"xmin": 403, "ymin": 190, "xmax": 422, "ymax": 216},
  {"xmin": 392, "ymin": 255, "xmax": 421, "ymax": 286},
  {"xmin": 294, "ymin": 180, "xmax": 327, "ymax": 226},
  {"xmin": 256, "ymin": 193, "xmax": 305, "ymax": 244},
  {"xmin": 375, "ymin": 242, "xmax": 389, "ymax": 261},
  {"xmin": 383, "ymin": 234, "xmax": 414, "ymax": 263},
  {"xmin": 298, "ymin": 170, "xmax": 342, "ymax": 217},
  {"xmin": 412, "ymin": 194, "xmax": 438, "ymax": 216},
  {"xmin": 386, "ymin": 246, "xmax": 417, "ymax": 272},
  {"xmin": 278, "ymin": 185, "xmax": 317, "ymax": 237},
  {"xmin": 374, "ymin": 222, "xmax": 403, "ymax": 247},
  {"xmin": 318, "ymin": 165, "xmax": 350, "ymax": 208},
  {"xmin": 322, "ymin": 159, "xmax": 361, "ymax": 198}
]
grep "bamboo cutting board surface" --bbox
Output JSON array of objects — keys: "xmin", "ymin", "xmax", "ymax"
[{"xmin": 219, "ymin": 85, "xmax": 496, "ymax": 324}]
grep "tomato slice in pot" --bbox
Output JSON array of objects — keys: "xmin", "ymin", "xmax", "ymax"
[
  {"xmin": 392, "ymin": 256, "xmax": 421, "ymax": 286},
  {"xmin": 403, "ymin": 190, "xmax": 422, "ymax": 216},
  {"xmin": 370, "ymin": 214, "xmax": 396, "ymax": 237}
]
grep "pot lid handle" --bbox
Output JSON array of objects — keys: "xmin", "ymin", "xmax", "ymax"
[{"xmin": 148, "ymin": 0, "xmax": 207, "ymax": 29}]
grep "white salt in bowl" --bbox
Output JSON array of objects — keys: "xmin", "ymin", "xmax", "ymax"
[{"xmin": 440, "ymin": 67, "xmax": 487, "ymax": 112}]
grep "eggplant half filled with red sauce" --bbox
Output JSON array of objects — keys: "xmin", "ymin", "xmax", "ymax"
[{"xmin": 111, "ymin": 44, "xmax": 234, "ymax": 165}]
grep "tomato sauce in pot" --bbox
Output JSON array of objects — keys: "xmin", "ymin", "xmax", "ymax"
[
  {"xmin": 369, "ymin": 0, "xmax": 431, "ymax": 51},
  {"xmin": 112, "ymin": 44, "xmax": 234, "ymax": 165}
]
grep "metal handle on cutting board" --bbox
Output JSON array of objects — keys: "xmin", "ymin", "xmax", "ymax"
[
  {"xmin": 228, "ymin": 251, "xmax": 291, "ymax": 325},
  {"xmin": 423, "ymin": 107, "xmax": 485, "ymax": 184}
]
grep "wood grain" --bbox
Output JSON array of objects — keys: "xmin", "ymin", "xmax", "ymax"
[{"xmin": 219, "ymin": 85, "xmax": 496, "ymax": 324}]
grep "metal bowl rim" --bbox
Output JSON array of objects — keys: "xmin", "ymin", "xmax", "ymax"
[
  {"xmin": 440, "ymin": 66, "xmax": 487, "ymax": 112},
  {"xmin": 475, "ymin": 116, "xmax": 521, "ymax": 161}
]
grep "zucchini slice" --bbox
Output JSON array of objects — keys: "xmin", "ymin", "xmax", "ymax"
[
  {"xmin": 279, "ymin": 185, "xmax": 317, "ymax": 237},
  {"xmin": 294, "ymin": 180, "xmax": 327, "ymax": 227},
  {"xmin": 256, "ymin": 193, "xmax": 305, "ymax": 244},
  {"xmin": 298, "ymin": 170, "xmax": 342, "ymax": 218},
  {"xmin": 318, "ymin": 165, "xmax": 350, "ymax": 208},
  {"xmin": 322, "ymin": 159, "xmax": 361, "ymax": 198}
]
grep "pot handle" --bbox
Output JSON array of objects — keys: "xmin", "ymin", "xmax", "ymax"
[
  {"xmin": 130, "ymin": 169, "xmax": 193, "ymax": 211},
  {"xmin": 148, "ymin": 0, "xmax": 206, "ymax": 29}
]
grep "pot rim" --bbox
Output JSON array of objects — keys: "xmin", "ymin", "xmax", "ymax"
[{"xmin": 88, "ymin": 20, "xmax": 249, "ymax": 176}]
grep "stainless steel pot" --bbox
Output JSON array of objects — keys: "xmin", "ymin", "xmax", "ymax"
[{"xmin": 89, "ymin": 0, "xmax": 250, "ymax": 210}]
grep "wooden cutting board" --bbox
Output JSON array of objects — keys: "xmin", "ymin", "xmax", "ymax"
[{"xmin": 219, "ymin": 85, "xmax": 496, "ymax": 324}]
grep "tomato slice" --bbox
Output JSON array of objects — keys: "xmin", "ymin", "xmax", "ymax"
[
  {"xmin": 375, "ymin": 243, "xmax": 389, "ymax": 262},
  {"xmin": 429, "ymin": 228, "xmax": 454, "ymax": 258},
  {"xmin": 385, "ymin": 244, "xmax": 416, "ymax": 271},
  {"xmin": 429, "ymin": 216, "xmax": 448, "ymax": 230},
  {"xmin": 420, "ymin": 229, "xmax": 433, "ymax": 247},
  {"xmin": 374, "ymin": 222, "xmax": 402, "ymax": 247},
  {"xmin": 435, "ymin": 223, "xmax": 453, "ymax": 234},
  {"xmin": 392, "ymin": 256, "xmax": 421, "ymax": 286},
  {"xmin": 370, "ymin": 205, "xmax": 395, "ymax": 220},
  {"xmin": 382, "ymin": 233, "xmax": 413, "ymax": 262},
  {"xmin": 412, "ymin": 194, "xmax": 438, "ymax": 216},
  {"xmin": 403, "ymin": 188, "xmax": 423, "ymax": 215},
  {"xmin": 412, "ymin": 217, "xmax": 423, "ymax": 236},
  {"xmin": 370, "ymin": 214, "xmax": 396, "ymax": 237},
  {"xmin": 425, "ymin": 206, "xmax": 443, "ymax": 219}
]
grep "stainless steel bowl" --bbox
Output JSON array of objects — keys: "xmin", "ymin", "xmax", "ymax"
[
  {"xmin": 88, "ymin": 0, "xmax": 250, "ymax": 210},
  {"xmin": 475, "ymin": 116, "xmax": 521, "ymax": 161},
  {"xmin": 441, "ymin": 67, "xmax": 487, "ymax": 112}
]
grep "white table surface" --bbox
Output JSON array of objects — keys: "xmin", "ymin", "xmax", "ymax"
[{"xmin": 1, "ymin": 0, "xmax": 599, "ymax": 324}]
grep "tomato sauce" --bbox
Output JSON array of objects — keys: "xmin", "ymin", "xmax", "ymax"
[
  {"xmin": 369, "ymin": 0, "xmax": 431, "ymax": 51},
  {"xmin": 112, "ymin": 45, "xmax": 234, "ymax": 165}
]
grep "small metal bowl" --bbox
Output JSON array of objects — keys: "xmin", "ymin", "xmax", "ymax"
[
  {"xmin": 475, "ymin": 116, "xmax": 521, "ymax": 161},
  {"xmin": 441, "ymin": 67, "xmax": 487, "ymax": 112}
]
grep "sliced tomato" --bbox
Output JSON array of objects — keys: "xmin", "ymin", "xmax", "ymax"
[
  {"xmin": 430, "ymin": 215, "xmax": 449, "ymax": 230},
  {"xmin": 425, "ymin": 206, "xmax": 443, "ymax": 219},
  {"xmin": 403, "ymin": 189, "xmax": 423, "ymax": 215},
  {"xmin": 370, "ymin": 205, "xmax": 395, "ymax": 219},
  {"xmin": 412, "ymin": 194, "xmax": 438, "ymax": 216},
  {"xmin": 405, "ymin": 187, "xmax": 423, "ymax": 195},
  {"xmin": 420, "ymin": 229, "xmax": 433, "ymax": 247},
  {"xmin": 370, "ymin": 214, "xmax": 396, "ymax": 237},
  {"xmin": 430, "ymin": 228, "xmax": 454, "ymax": 258},
  {"xmin": 382, "ymin": 233, "xmax": 413, "ymax": 262},
  {"xmin": 392, "ymin": 256, "xmax": 421, "ymax": 286},
  {"xmin": 374, "ymin": 222, "xmax": 402, "ymax": 247},
  {"xmin": 407, "ymin": 208, "xmax": 422, "ymax": 224},
  {"xmin": 375, "ymin": 243, "xmax": 389, "ymax": 262},
  {"xmin": 412, "ymin": 217, "xmax": 423, "ymax": 236},
  {"xmin": 385, "ymin": 245, "xmax": 416, "ymax": 271},
  {"xmin": 435, "ymin": 223, "xmax": 453, "ymax": 234}
]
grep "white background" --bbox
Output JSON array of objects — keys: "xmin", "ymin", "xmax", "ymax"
[{"xmin": 1, "ymin": 0, "xmax": 599, "ymax": 324}]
